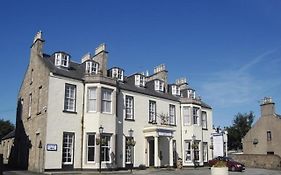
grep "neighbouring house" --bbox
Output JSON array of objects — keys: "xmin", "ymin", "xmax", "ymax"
[
  {"xmin": 13, "ymin": 31, "xmax": 215, "ymax": 172},
  {"xmin": 0, "ymin": 130, "xmax": 15, "ymax": 165},
  {"xmin": 211, "ymin": 128, "xmax": 228, "ymax": 158},
  {"xmin": 243, "ymin": 97, "xmax": 281, "ymax": 156}
]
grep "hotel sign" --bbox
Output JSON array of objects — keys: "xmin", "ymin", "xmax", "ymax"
[{"xmin": 46, "ymin": 144, "xmax": 57, "ymax": 151}]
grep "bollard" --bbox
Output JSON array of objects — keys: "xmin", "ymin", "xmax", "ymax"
[{"xmin": 0, "ymin": 154, "xmax": 3, "ymax": 175}]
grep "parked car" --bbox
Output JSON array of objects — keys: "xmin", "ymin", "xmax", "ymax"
[{"xmin": 208, "ymin": 156, "xmax": 245, "ymax": 172}]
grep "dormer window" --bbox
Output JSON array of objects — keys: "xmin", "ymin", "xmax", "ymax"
[
  {"xmin": 155, "ymin": 80, "xmax": 164, "ymax": 92},
  {"xmin": 86, "ymin": 61, "xmax": 99, "ymax": 74},
  {"xmin": 135, "ymin": 74, "xmax": 146, "ymax": 87},
  {"xmin": 188, "ymin": 89, "xmax": 195, "ymax": 99},
  {"xmin": 54, "ymin": 52, "xmax": 70, "ymax": 68},
  {"xmin": 109, "ymin": 67, "xmax": 124, "ymax": 81},
  {"xmin": 172, "ymin": 85, "xmax": 180, "ymax": 96}
]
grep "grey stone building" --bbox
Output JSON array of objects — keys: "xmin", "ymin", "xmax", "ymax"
[{"xmin": 242, "ymin": 97, "xmax": 281, "ymax": 156}]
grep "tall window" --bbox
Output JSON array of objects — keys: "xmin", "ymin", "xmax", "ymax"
[
  {"xmin": 149, "ymin": 100, "xmax": 156, "ymax": 123},
  {"xmin": 202, "ymin": 111, "xmax": 207, "ymax": 129},
  {"xmin": 61, "ymin": 54, "xmax": 69, "ymax": 67},
  {"xmin": 37, "ymin": 86, "xmax": 42, "ymax": 114},
  {"xmin": 169, "ymin": 104, "xmax": 176, "ymax": 125},
  {"xmin": 203, "ymin": 142, "xmax": 208, "ymax": 162},
  {"xmin": 267, "ymin": 131, "xmax": 272, "ymax": 141},
  {"xmin": 140, "ymin": 76, "xmax": 146, "ymax": 87},
  {"xmin": 101, "ymin": 88, "xmax": 112, "ymax": 113},
  {"xmin": 193, "ymin": 107, "xmax": 200, "ymax": 125},
  {"xmin": 88, "ymin": 87, "xmax": 97, "ymax": 112},
  {"xmin": 28, "ymin": 93, "xmax": 32, "ymax": 118},
  {"xmin": 183, "ymin": 106, "xmax": 191, "ymax": 126},
  {"xmin": 125, "ymin": 96, "xmax": 134, "ymax": 120},
  {"xmin": 184, "ymin": 141, "xmax": 191, "ymax": 162},
  {"xmin": 62, "ymin": 132, "xmax": 74, "ymax": 165},
  {"xmin": 125, "ymin": 137, "xmax": 134, "ymax": 163},
  {"xmin": 194, "ymin": 141, "xmax": 200, "ymax": 161},
  {"xmin": 87, "ymin": 133, "xmax": 95, "ymax": 162},
  {"xmin": 64, "ymin": 84, "xmax": 76, "ymax": 112},
  {"xmin": 101, "ymin": 135, "xmax": 111, "ymax": 162}
]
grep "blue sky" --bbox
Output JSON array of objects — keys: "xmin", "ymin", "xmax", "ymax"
[{"xmin": 0, "ymin": 0, "xmax": 281, "ymax": 127}]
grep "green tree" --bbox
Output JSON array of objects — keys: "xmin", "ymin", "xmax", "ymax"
[
  {"xmin": 0, "ymin": 118, "xmax": 15, "ymax": 139},
  {"xmin": 226, "ymin": 111, "xmax": 254, "ymax": 150}
]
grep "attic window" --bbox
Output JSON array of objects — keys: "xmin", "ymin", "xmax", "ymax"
[
  {"xmin": 135, "ymin": 75, "xmax": 146, "ymax": 87},
  {"xmin": 188, "ymin": 90, "xmax": 195, "ymax": 99},
  {"xmin": 55, "ymin": 52, "xmax": 70, "ymax": 68},
  {"xmin": 110, "ymin": 68, "xmax": 123, "ymax": 81},
  {"xmin": 155, "ymin": 80, "xmax": 164, "ymax": 92},
  {"xmin": 86, "ymin": 61, "xmax": 99, "ymax": 74},
  {"xmin": 172, "ymin": 85, "xmax": 180, "ymax": 96}
]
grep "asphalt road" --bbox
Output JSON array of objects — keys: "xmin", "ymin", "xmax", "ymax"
[{"xmin": 3, "ymin": 168, "xmax": 281, "ymax": 175}]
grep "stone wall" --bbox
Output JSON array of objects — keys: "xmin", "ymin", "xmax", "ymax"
[{"xmin": 230, "ymin": 154, "xmax": 281, "ymax": 170}]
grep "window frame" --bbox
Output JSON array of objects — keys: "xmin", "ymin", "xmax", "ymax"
[
  {"xmin": 87, "ymin": 87, "xmax": 97, "ymax": 112},
  {"xmin": 149, "ymin": 100, "xmax": 157, "ymax": 124},
  {"xmin": 101, "ymin": 88, "xmax": 113, "ymax": 113},
  {"xmin": 183, "ymin": 106, "xmax": 191, "ymax": 126},
  {"xmin": 267, "ymin": 131, "xmax": 272, "ymax": 141},
  {"xmin": 62, "ymin": 132, "xmax": 75, "ymax": 165},
  {"xmin": 86, "ymin": 133, "xmax": 96, "ymax": 163},
  {"xmin": 169, "ymin": 104, "xmax": 176, "ymax": 125},
  {"xmin": 192, "ymin": 107, "xmax": 200, "ymax": 125},
  {"xmin": 202, "ymin": 111, "xmax": 207, "ymax": 129},
  {"xmin": 64, "ymin": 84, "xmax": 76, "ymax": 113},
  {"xmin": 184, "ymin": 140, "xmax": 192, "ymax": 162},
  {"xmin": 101, "ymin": 135, "xmax": 111, "ymax": 163},
  {"xmin": 125, "ymin": 95, "xmax": 134, "ymax": 120}
]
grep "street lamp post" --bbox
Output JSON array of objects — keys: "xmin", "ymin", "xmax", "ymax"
[
  {"xmin": 99, "ymin": 126, "xmax": 104, "ymax": 173},
  {"xmin": 128, "ymin": 129, "xmax": 134, "ymax": 173},
  {"xmin": 192, "ymin": 135, "xmax": 196, "ymax": 169}
]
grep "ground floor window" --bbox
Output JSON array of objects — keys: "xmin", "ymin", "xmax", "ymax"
[
  {"xmin": 203, "ymin": 142, "xmax": 208, "ymax": 162},
  {"xmin": 184, "ymin": 140, "xmax": 191, "ymax": 162},
  {"xmin": 62, "ymin": 132, "xmax": 74, "ymax": 165},
  {"xmin": 194, "ymin": 141, "xmax": 200, "ymax": 161},
  {"xmin": 87, "ymin": 133, "xmax": 95, "ymax": 162},
  {"xmin": 125, "ymin": 137, "xmax": 134, "ymax": 164},
  {"xmin": 101, "ymin": 135, "xmax": 111, "ymax": 162}
]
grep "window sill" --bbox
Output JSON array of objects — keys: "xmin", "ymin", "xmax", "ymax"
[
  {"xmin": 125, "ymin": 118, "xmax": 135, "ymax": 122},
  {"xmin": 63, "ymin": 110, "xmax": 77, "ymax": 114}
]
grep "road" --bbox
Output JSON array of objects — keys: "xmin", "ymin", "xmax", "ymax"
[{"xmin": 3, "ymin": 168, "xmax": 281, "ymax": 175}]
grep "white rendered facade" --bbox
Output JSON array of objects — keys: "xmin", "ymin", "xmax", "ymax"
[{"xmin": 15, "ymin": 33, "xmax": 215, "ymax": 172}]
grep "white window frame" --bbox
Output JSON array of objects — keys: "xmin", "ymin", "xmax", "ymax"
[
  {"xmin": 193, "ymin": 107, "xmax": 200, "ymax": 125},
  {"xmin": 64, "ymin": 84, "xmax": 76, "ymax": 112},
  {"xmin": 203, "ymin": 142, "xmax": 208, "ymax": 162},
  {"xmin": 149, "ymin": 100, "xmax": 156, "ymax": 123},
  {"xmin": 125, "ymin": 137, "xmax": 134, "ymax": 164},
  {"xmin": 184, "ymin": 140, "xmax": 192, "ymax": 162},
  {"xmin": 87, "ymin": 87, "xmax": 97, "ymax": 112},
  {"xmin": 183, "ymin": 106, "xmax": 191, "ymax": 126},
  {"xmin": 87, "ymin": 133, "xmax": 96, "ymax": 163},
  {"xmin": 202, "ymin": 111, "xmax": 207, "ymax": 129},
  {"xmin": 101, "ymin": 88, "xmax": 112, "ymax": 113},
  {"xmin": 62, "ymin": 132, "xmax": 74, "ymax": 165},
  {"xmin": 140, "ymin": 75, "xmax": 146, "ymax": 87},
  {"xmin": 101, "ymin": 135, "xmax": 111, "ymax": 163},
  {"xmin": 86, "ymin": 62, "xmax": 98, "ymax": 74},
  {"xmin": 111, "ymin": 68, "xmax": 123, "ymax": 81},
  {"xmin": 169, "ymin": 104, "xmax": 176, "ymax": 125},
  {"xmin": 125, "ymin": 95, "xmax": 134, "ymax": 120}
]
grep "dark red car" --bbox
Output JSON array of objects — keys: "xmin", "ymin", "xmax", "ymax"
[{"xmin": 208, "ymin": 156, "xmax": 245, "ymax": 172}]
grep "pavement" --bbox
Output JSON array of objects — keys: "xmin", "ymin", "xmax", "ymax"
[{"xmin": 3, "ymin": 167, "xmax": 281, "ymax": 175}]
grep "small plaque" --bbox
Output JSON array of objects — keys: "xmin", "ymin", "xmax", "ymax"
[{"xmin": 47, "ymin": 144, "xmax": 57, "ymax": 151}]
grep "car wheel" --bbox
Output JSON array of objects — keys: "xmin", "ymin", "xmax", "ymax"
[{"xmin": 231, "ymin": 166, "xmax": 236, "ymax": 171}]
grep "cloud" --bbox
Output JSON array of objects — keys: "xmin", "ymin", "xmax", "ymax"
[{"xmin": 199, "ymin": 47, "xmax": 281, "ymax": 108}]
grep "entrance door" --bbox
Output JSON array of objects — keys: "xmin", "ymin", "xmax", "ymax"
[{"xmin": 149, "ymin": 140, "xmax": 154, "ymax": 166}]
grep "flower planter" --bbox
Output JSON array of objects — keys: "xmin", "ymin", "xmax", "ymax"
[{"xmin": 211, "ymin": 167, "xmax": 228, "ymax": 175}]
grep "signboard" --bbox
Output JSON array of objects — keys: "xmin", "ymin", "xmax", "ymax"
[
  {"xmin": 158, "ymin": 132, "xmax": 172, "ymax": 137},
  {"xmin": 46, "ymin": 144, "xmax": 57, "ymax": 151}
]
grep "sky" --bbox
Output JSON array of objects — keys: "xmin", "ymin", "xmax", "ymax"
[{"xmin": 0, "ymin": 0, "xmax": 281, "ymax": 127}]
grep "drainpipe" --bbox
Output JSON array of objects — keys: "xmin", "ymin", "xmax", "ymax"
[{"xmin": 81, "ymin": 82, "xmax": 86, "ymax": 170}]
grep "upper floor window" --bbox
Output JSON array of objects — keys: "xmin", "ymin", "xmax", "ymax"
[
  {"xmin": 28, "ymin": 93, "xmax": 32, "ymax": 118},
  {"xmin": 86, "ymin": 61, "xmax": 99, "ymax": 74},
  {"xmin": 183, "ymin": 106, "xmax": 191, "ymax": 126},
  {"xmin": 169, "ymin": 104, "xmax": 176, "ymax": 125},
  {"xmin": 64, "ymin": 84, "xmax": 76, "ymax": 112},
  {"xmin": 101, "ymin": 88, "xmax": 112, "ymax": 113},
  {"xmin": 125, "ymin": 95, "xmax": 134, "ymax": 120},
  {"xmin": 149, "ymin": 100, "xmax": 156, "ymax": 123},
  {"xmin": 110, "ymin": 68, "xmax": 124, "ymax": 81},
  {"xmin": 267, "ymin": 131, "xmax": 272, "ymax": 141},
  {"xmin": 172, "ymin": 85, "xmax": 180, "ymax": 96},
  {"xmin": 155, "ymin": 80, "xmax": 164, "ymax": 92},
  {"xmin": 202, "ymin": 111, "xmax": 207, "ymax": 129},
  {"xmin": 87, "ymin": 87, "xmax": 97, "ymax": 112},
  {"xmin": 135, "ymin": 75, "xmax": 146, "ymax": 87},
  {"xmin": 55, "ymin": 52, "xmax": 70, "ymax": 68},
  {"xmin": 193, "ymin": 107, "xmax": 200, "ymax": 125}
]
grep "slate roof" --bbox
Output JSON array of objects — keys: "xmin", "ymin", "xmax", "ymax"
[
  {"xmin": 41, "ymin": 53, "xmax": 212, "ymax": 108},
  {"xmin": 2, "ymin": 130, "xmax": 15, "ymax": 140}
]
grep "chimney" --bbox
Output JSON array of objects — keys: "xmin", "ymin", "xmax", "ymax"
[
  {"xmin": 31, "ymin": 31, "xmax": 44, "ymax": 57},
  {"xmin": 93, "ymin": 43, "xmax": 108, "ymax": 76},
  {"xmin": 260, "ymin": 97, "xmax": 275, "ymax": 117}
]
